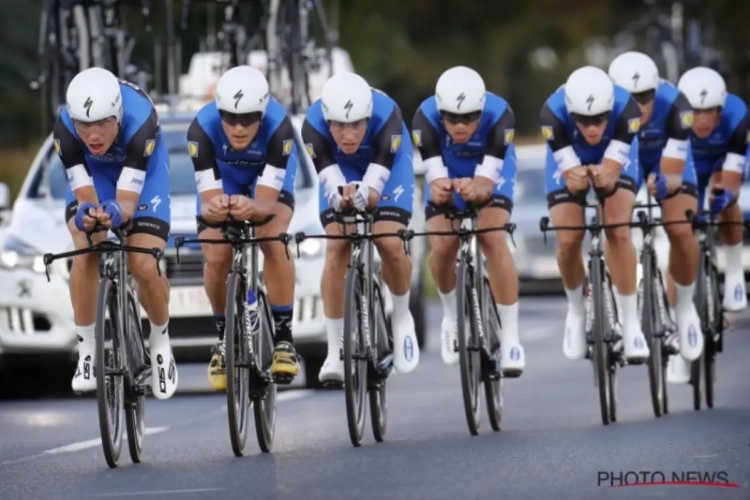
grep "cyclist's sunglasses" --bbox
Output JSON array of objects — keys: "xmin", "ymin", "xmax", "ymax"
[
  {"xmin": 220, "ymin": 111, "xmax": 262, "ymax": 127},
  {"xmin": 440, "ymin": 111, "xmax": 481, "ymax": 124},
  {"xmin": 571, "ymin": 111, "xmax": 610, "ymax": 127},
  {"xmin": 631, "ymin": 89, "xmax": 656, "ymax": 105}
]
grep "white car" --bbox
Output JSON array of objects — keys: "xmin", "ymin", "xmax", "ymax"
[{"xmin": 0, "ymin": 109, "xmax": 427, "ymax": 389}]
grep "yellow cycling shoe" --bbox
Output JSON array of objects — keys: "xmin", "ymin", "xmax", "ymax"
[
  {"xmin": 207, "ymin": 342, "xmax": 227, "ymax": 391},
  {"xmin": 271, "ymin": 341, "xmax": 300, "ymax": 385}
]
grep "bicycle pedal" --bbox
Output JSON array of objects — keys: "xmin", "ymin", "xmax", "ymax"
[
  {"xmin": 272, "ymin": 373, "xmax": 295, "ymax": 385},
  {"xmin": 321, "ymin": 380, "xmax": 343, "ymax": 390},
  {"xmin": 502, "ymin": 369, "xmax": 522, "ymax": 379}
]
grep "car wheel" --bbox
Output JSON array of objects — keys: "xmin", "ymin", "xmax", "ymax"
[{"xmin": 410, "ymin": 272, "xmax": 426, "ymax": 348}]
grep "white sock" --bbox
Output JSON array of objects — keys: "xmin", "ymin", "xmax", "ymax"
[
  {"xmin": 76, "ymin": 324, "xmax": 96, "ymax": 352},
  {"xmin": 615, "ymin": 291, "xmax": 639, "ymax": 331},
  {"xmin": 150, "ymin": 321, "xmax": 168, "ymax": 339},
  {"xmin": 674, "ymin": 281, "xmax": 696, "ymax": 315},
  {"xmin": 725, "ymin": 242, "xmax": 743, "ymax": 276},
  {"xmin": 325, "ymin": 317, "xmax": 343, "ymax": 356},
  {"xmin": 438, "ymin": 289, "xmax": 458, "ymax": 320},
  {"xmin": 565, "ymin": 284, "xmax": 585, "ymax": 316},
  {"xmin": 496, "ymin": 302, "xmax": 519, "ymax": 345},
  {"xmin": 391, "ymin": 290, "xmax": 411, "ymax": 322}
]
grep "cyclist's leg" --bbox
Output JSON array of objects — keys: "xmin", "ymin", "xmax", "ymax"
[
  {"xmin": 545, "ymin": 145, "xmax": 587, "ymax": 360},
  {"xmin": 372, "ymin": 149, "xmax": 418, "ymax": 374},
  {"xmin": 253, "ymin": 153, "xmax": 300, "ymax": 381},
  {"xmin": 127, "ymin": 152, "xmax": 177, "ymax": 400},
  {"xmin": 425, "ymin": 183, "xmax": 461, "ymax": 366},
  {"xmin": 317, "ymin": 165, "xmax": 357, "ymax": 384},
  {"xmin": 602, "ymin": 155, "xmax": 649, "ymax": 361},
  {"xmin": 715, "ymin": 163, "xmax": 747, "ymax": 311},
  {"xmin": 66, "ymin": 174, "xmax": 110, "ymax": 392}
]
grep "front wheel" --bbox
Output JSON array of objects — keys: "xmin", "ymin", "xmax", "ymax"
[
  {"xmin": 457, "ymin": 258, "xmax": 481, "ymax": 435},
  {"xmin": 124, "ymin": 292, "xmax": 146, "ymax": 464},
  {"xmin": 253, "ymin": 289, "xmax": 277, "ymax": 453},
  {"xmin": 343, "ymin": 266, "xmax": 368, "ymax": 447},
  {"xmin": 369, "ymin": 282, "xmax": 391, "ymax": 443},
  {"xmin": 225, "ymin": 271, "xmax": 250, "ymax": 457},
  {"xmin": 591, "ymin": 259, "xmax": 611, "ymax": 426},
  {"xmin": 482, "ymin": 278, "xmax": 503, "ymax": 432}
]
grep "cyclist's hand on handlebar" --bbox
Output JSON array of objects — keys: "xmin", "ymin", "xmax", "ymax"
[
  {"xmin": 589, "ymin": 163, "xmax": 619, "ymax": 193},
  {"xmin": 338, "ymin": 183, "xmax": 358, "ymax": 210},
  {"xmin": 647, "ymin": 173, "xmax": 681, "ymax": 200},
  {"xmin": 202, "ymin": 194, "xmax": 231, "ymax": 223},
  {"xmin": 563, "ymin": 165, "xmax": 590, "ymax": 193},
  {"xmin": 429, "ymin": 178, "xmax": 453, "ymax": 204},
  {"xmin": 74, "ymin": 201, "xmax": 99, "ymax": 232},
  {"xmin": 228, "ymin": 195, "xmax": 255, "ymax": 221},
  {"xmin": 709, "ymin": 185, "xmax": 736, "ymax": 215},
  {"xmin": 457, "ymin": 176, "xmax": 493, "ymax": 205}
]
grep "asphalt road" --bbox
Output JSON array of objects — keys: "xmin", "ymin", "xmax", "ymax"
[{"xmin": 1, "ymin": 297, "xmax": 749, "ymax": 500}]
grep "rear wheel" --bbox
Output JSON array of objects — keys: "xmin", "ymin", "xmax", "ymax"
[
  {"xmin": 343, "ymin": 266, "xmax": 367, "ymax": 447},
  {"xmin": 457, "ymin": 258, "xmax": 481, "ymax": 435},
  {"xmin": 253, "ymin": 289, "xmax": 277, "ymax": 453},
  {"xmin": 225, "ymin": 271, "xmax": 250, "ymax": 457}
]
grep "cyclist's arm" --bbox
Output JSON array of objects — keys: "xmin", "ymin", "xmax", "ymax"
[
  {"xmin": 720, "ymin": 110, "xmax": 749, "ymax": 194},
  {"xmin": 539, "ymin": 103, "xmax": 582, "ymax": 172},
  {"xmin": 187, "ymin": 118, "xmax": 224, "ymax": 213},
  {"xmin": 53, "ymin": 116, "xmax": 99, "ymax": 208},
  {"xmin": 301, "ymin": 118, "xmax": 345, "ymax": 202},
  {"xmin": 477, "ymin": 106, "xmax": 515, "ymax": 183},
  {"xmin": 254, "ymin": 116, "xmax": 296, "ymax": 219},
  {"xmin": 601, "ymin": 96, "xmax": 640, "ymax": 172},
  {"xmin": 412, "ymin": 108, "xmax": 448, "ymax": 184},
  {"xmin": 364, "ymin": 106, "xmax": 403, "ymax": 197},
  {"xmin": 659, "ymin": 92, "xmax": 692, "ymax": 177},
  {"xmin": 117, "ymin": 109, "xmax": 160, "ymax": 221}
]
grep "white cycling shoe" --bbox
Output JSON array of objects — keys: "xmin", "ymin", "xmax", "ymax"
[
  {"xmin": 392, "ymin": 313, "xmax": 419, "ymax": 373},
  {"xmin": 150, "ymin": 328, "xmax": 178, "ymax": 400},
  {"xmin": 667, "ymin": 354, "xmax": 691, "ymax": 384},
  {"xmin": 676, "ymin": 305, "xmax": 703, "ymax": 361},
  {"xmin": 501, "ymin": 341, "xmax": 525, "ymax": 377},
  {"xmin": 318, "ymin": 354, "xmax": 344, "ymax": 387},
  {"xmin": 723, "ymin": 272, "xmax": 747, "ymax": 312},
  {"xmin": 563, "ymin": 311, "xmax": 587, "ymax": 361},
  {"xmin": 440, "ymin": 318, "xmax": 459, "ymax": 366},
  {"xmin": 71, "ymin": 349, "xmax": 96, "ymax": 393},
  {"xmin": 622, "ymin": 324, "xmax": 650, "ymax": 363}
]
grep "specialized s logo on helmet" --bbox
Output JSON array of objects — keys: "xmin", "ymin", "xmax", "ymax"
[
  {"xmin": 83, "ymin": 97, "xmax": 93, "ymax": 118},
  {"xmin": 699, "ymin": 88, "xmax": 708, "ymax": 106},
  {"xmin": 456, "ymin": 92, "xmax": 466, "ymax": 111},
  {"xmin": 343, "ymin": 99, "xmax": 353, "ymax": 120},
  {"xmin": 586, "ymin": 94, "xmax": 595, "ymax": 113},
  {"xmin": 632, "ymin": 72, "xmax": 640, "ymax": 90},
  {"xmin": 233, "ymin": 89, "xmax": 244, "ymax": 110}
]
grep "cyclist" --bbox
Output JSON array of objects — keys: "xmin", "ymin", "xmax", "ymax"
[
  {"xmin": 540, "ymin": 66, "xmax": 650, "ymax": 364},
  {"xmin": 187, "ymin": 65, "xmax": 301, "ymax": 390},
  {"xmin": 54, "ymin": 67, "xmax": 178, "ymax": 399},
  {"xmin": 608, "ymin": 51, "xmax": 704, "ymax": 383},
  {"xmin": 302, "ymin": 72, "xmax": 419, "ymax": 385},
  {"xmin": 667, "ymin": 67, "xmax": 750, "ymax": 382},
  {"xmin": 412, "ymin": 66, "xmax": 524, "ymax": 375}
]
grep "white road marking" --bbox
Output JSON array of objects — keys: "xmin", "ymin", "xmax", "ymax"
[
  {"xmin": 42, "ymin": 427, "xmax": 169, "ymax": 455},
  {"xmin": 86, "ymin": 488, "xmax": 225, "ymax": 497}
]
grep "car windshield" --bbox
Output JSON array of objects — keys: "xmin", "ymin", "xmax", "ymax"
[
  {"xmin": 515, "ymin": 159, "xmax": 547, "ymax": 205},
  {"xmin": 28, "ymin": 122, "xmax": 313, "ymax": 199}
]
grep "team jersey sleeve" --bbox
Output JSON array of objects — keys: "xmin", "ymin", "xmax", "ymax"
[
  {"xmin": 117, "ymin": 108, "xmax": 160, "ymax": 194},
  {"xmin": 476, "ymin": 106, "xmax": 515, "ymax": 182},
  {"xmin": 364, "ymin": 106, "xmax": 404, "ymax": 195},
  {"xmin": 722, "ymin": 110, "xmax": 750, "ymax": 174},
  {"xmin": 661, "ymin": 92, "xmax": 692, "ymax": 161},
  {"xmin": 257, "ymin": 116, "xmax": 295, "ymax": 191},
  {"xmin": 301, "ymin": 118, "xmax": 346, "ymax": 198},
  {"xmin": 187, "ymin": 118, "xmax": 222, "ymax": 193},
  {"xmin": 604, "ymin": 97, "xmax": 641, "ymax": 165},
  {"xmin": 539, "ymin": 103, "xmax": 581, "ymax": 171},
  {"xmin": 412, "ymin": 108, "xmax": 448, "ymax": 183},
  {"xmin": 53, "ymin": 116, "xmax": 92, "ymax": 191}
]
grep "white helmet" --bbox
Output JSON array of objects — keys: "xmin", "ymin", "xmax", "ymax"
[
  {"xmin": 320, "ymin": 72, "xmax": 373, "ymax": 122},
  {"xmin": 216, "ymin": 65, "xmax": 269, "ymax": 114},
  {"xmin": 435, "ymin": 66, "xmax": 486, "ymax": 114},
  {"xmin": 66, "ymin": 67, "xmax": 122, "ymax": 123},
  {"xmin": 608, "ymin": 51, "xmax": 659, "ymax": 93},
  {"xmin": 564, "ymin": 66, "xmax": 615, "ymax": 116},
  {"xmin": 678, "ymin": 67, "xmax": 727, "ymax": 109}
]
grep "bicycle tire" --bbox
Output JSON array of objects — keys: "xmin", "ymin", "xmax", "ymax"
[
  {"xmin": 655, "ymin": 268, "xmax": 670, "ymax": 415},
  {"xmin": 482, "ymin": 277, "xmax": 503, "ymax": 432},
  {"xmin": 369, "ymin": 282, "xmax": 390, "ymax": 443},
  {"xmin": 692, "ymin": 254, "xmax": 708, "ymax": 411},
  {"xmin": 253, "ymin": 289, "xmax": 277, "ymax": 453},
  {"xmin": 604, "ymin": 275, "xmax": 617, "ymax": 423},
  {"xmin": 641, "ymin": 255, "xmax": 665, "ymax": 417},
  {"xmin": 225, "ymin": 270, "xmax": 250, "ymax": 457},
  {"xmin": 456, "ymin": 257, "xmax": 481, "ymax": 435},
  {"xmin": 285, "ymin": 0, "xmax": 308, "ymax": 114},
  {"xmin": 591, "ymin": 258, "xmax": 611, "ymax": 425},
  {"xmin": 704, "ymin": 262, "xmax": 721, "ymax": 409},
  {"xmin": 343, "ymin": 265, "xmax": 367, "ymax": 447},
  {"xmin": 95, "ymin": 276, "xmax": 125, "ymax": 468},
  {"xmin": 124, "ymin": 292, "xmax": 146, "ymax": 464}
]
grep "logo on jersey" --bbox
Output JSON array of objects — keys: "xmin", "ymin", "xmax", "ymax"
[
  {"xmin": 282, "ymin": 139, "xmax": 293, "ymax": 156},
  {"xmin": 344, "ymin": 99, "xmax": 353, "ymax": 120},
  {"xmin": 541, "ymin": 126, "xmax": 554, "ymax": 141},
  {"xmin": 305, "ymin": 143, "xmax": 316, "ymax": 159},
  {"xmin": 233, "ymin": 89, "xmax": 244, "ymax": 110},
  {"xmin": 679, "ymin": 111, "xmax": 694, "ymax": 129},
  {"xmin": 53, "ymin": 139, "xmax": 61, "ymax": 156},
  {"xmin": 586, "ymin": 94, "xmax": 595, "ymax": 112},
  {"xmin": 187, "ymin": 141, "xmax": 199, "ymax": 158},
  {"xmin": 390, "ymin": 134, "xmax": 402, "ymax": 153},
  {"xmin": 412, "ymin": 129, "xmax": 421, "ymax": 147},
  {"xmin": 504, "ymin": 129, "xmax": 515, "ymax": 145},
  {"xmin": 144, "ymin": 139, "xmax": 156, "ymax": 157},
  {"xmin": 627, "ymin": 117, "xmax": 641, "ymax": 134},
  {"xmin": 456, "ymin": 92, "xmax": 466, "ymax": 110},
  {"xmin": 746, "ymin": 131, "xmax": 750, "ymax": 144}
]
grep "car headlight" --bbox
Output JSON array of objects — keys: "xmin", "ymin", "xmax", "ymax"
[
  {"xmin": 0, "ymin": 236, "xmax": 47, "ymax": 274},
  {"xmin": 295, "ymin": 225, "xmax": 325, "ymax": 258}
]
